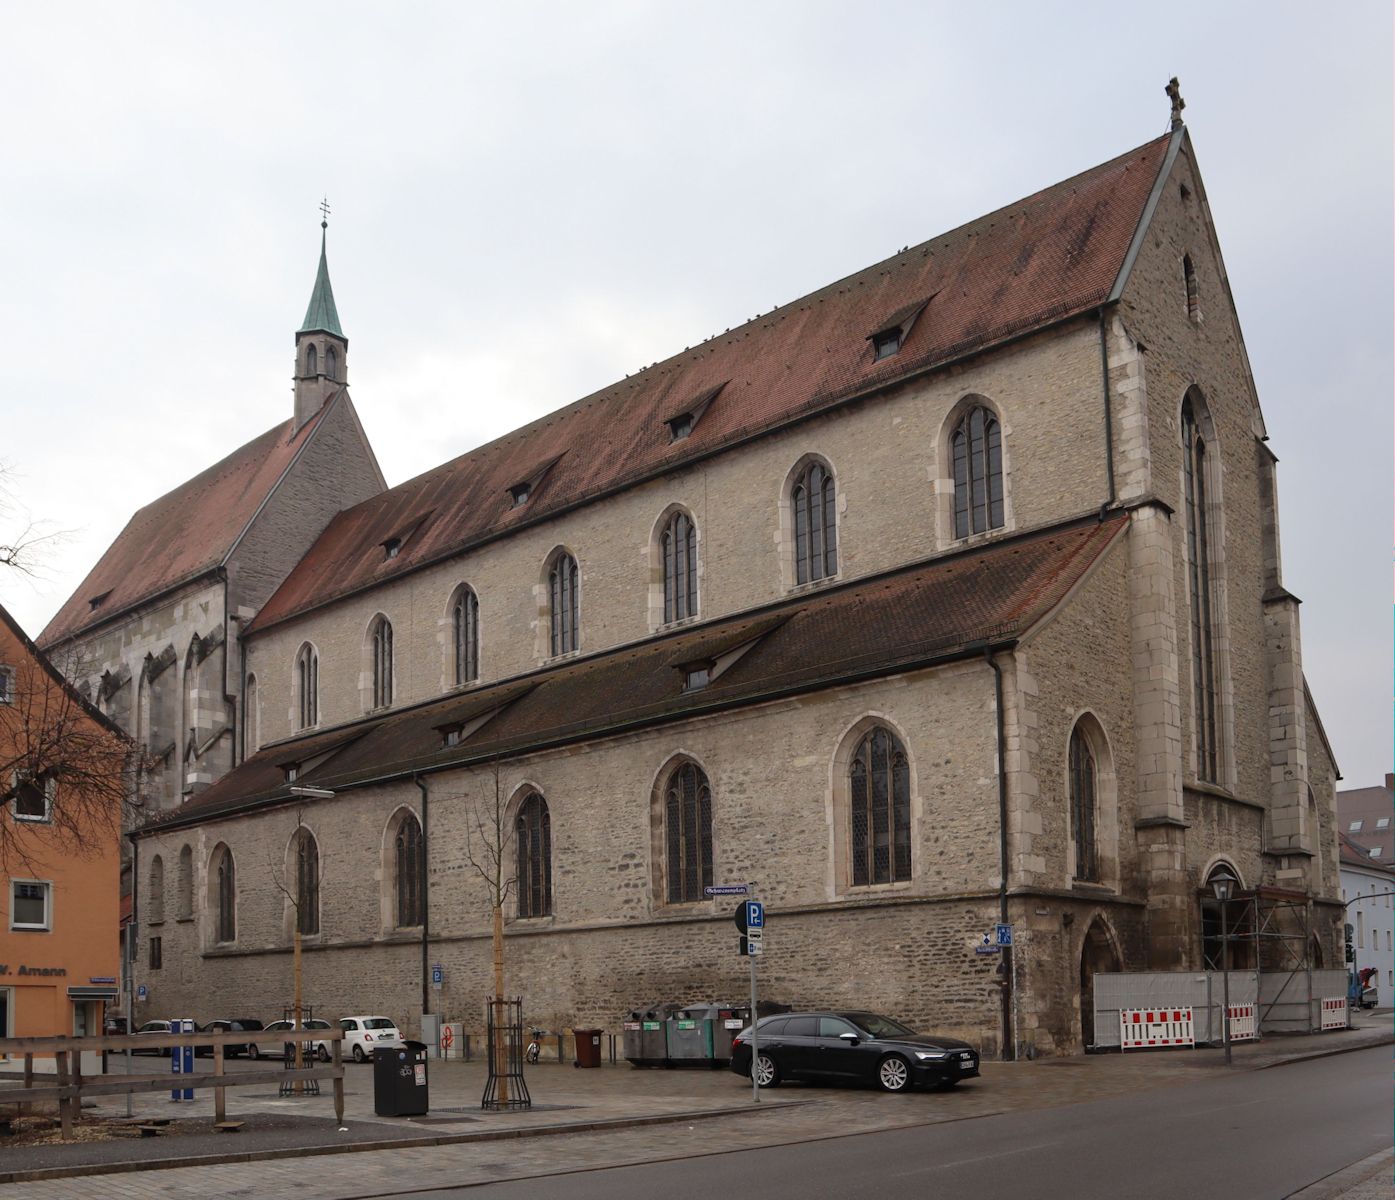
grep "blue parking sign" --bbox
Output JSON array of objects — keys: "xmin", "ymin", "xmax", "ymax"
[{"xmin": 746, "ymin": 901, "xmax": 764, "ymax": 929}]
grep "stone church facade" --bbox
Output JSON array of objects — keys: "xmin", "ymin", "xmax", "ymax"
[{"xmin": 51, "ymin": 117, "xmax": 1341, "ymax": 1057}]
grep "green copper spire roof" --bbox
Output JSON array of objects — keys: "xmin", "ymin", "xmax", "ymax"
[{"xmin": 299, "ymin": 225, "xmax": 343, "ymax": 337}]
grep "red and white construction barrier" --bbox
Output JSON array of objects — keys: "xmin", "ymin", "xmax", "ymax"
[
  {"xmin": 1226, "ymin": 1003, "xmax": 1257, "ymax": 1043},
  {"xmin": 1320, "ymin": 997, "xmax": 1349, "ymax": 1031},
  {"xmin": 1120, "ymin": 1008, "xmax": 1195, "ymax": 1049}
]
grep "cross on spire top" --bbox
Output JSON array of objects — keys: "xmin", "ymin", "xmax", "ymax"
[
  {"xmin": 319, "ymin": 196, "xmax": 331, "ymax": 230},
  {"xmin": 1165, "ymin": 78, "xmax": 1186, "ymax": 131}
]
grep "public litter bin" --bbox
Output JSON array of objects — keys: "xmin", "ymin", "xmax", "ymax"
[
  {"xmin": 373, "ymin": 1040, "xmax": 430, "ymax": 1116},
  {"xmin": 573, "ymin": 1028, "xmax": 603, "ymax": 1068},
  {"xmin": 666, "ymin": 1006, "xmax": 716, "ymax": 1066}
]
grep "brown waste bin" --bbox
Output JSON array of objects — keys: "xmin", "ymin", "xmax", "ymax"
[{"xmin": 573, "ymin": 1028, "xmax": 603, "ymax": 1068}]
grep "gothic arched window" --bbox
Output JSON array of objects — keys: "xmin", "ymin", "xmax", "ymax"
[
  {"xmin": 951, "ymin": 404, "xmax": 1004, "ymax": 538},
  {"xmin": 370, "ymin": 617, "xmax": 393, "ymax": 710},
  {"xmin": 296, "ymin": 644, "xmax": 318, "ymax": 729},
  {"xmin": 661, "ymin": 511, "xmax": 698, "ymax": 623},
  {"xmin": 394, "ymin": 812, "xmax": 423, "ymax": 928},
  {"xmin": 791, "ymin": 460, "xmax": 837, "ymax": 585},
  {"xmin": 148, "ymin": 855, "xmax": 165, "ymax": 924},
  {"xmin": 213, "ymin": 847, "xmax": 236, "ymax": 943},
  {"xmin": 515, "ymin": 793, "xmax": 552, "ymax": 918},
  {"xmin": 548, "ymin": 553, "xmax": 579, "ymax": 656},
  {"xmin": 1182, "ymin": 392, "xmax": 1218, "ymax": 782},
  {"xmin": 325, "ymin": 345, "xmax": 338, "ymax": 380},
  {"xmin": 452, "ymin": 587, "xmax": 479, "ymax": 686},
  {"xmin": 664, "ymin": 762, "xmax": 713, "ymax": 903},
  {"xmin": 305, "ymin": 343, "xmax": 317, "ymax": 376},
  {"xmin": 177, "ymin": 844, "xmax": 193, "ymax": 919},
  {"xmin": 1070, "ymin": 724, "xmax": 1099, "ymax": 882},
  {"xmin": 295, "ymin": 830, "xmax": 320, "ymax": 936},
  {"xmin": 849, "ymin": 726, "xmax": 911, "ymax": 886}
]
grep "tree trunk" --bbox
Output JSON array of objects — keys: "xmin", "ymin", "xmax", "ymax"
[
  {"xmin": 492, "ymin": 902, "xmax": 507, "ymax": 1104},
  {"xmin": 293, "ymin": 927, "xmax": 303, "ymax": 1094}
]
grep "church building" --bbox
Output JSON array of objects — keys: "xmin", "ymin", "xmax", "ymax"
[{"xmin": 44, "ymin": 104, "xmax": 1342, "ymax": 1057}]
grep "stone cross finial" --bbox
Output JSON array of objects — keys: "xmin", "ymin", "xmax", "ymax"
[
  {"xmin": 1166, "ymin": 78, "xmax": 1186, "ymax": 130},
  {"xmin": 319, "ymin": 196, "xmax": 331, "ymax": 229}
]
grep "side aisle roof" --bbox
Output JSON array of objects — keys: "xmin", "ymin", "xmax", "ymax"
[{"xmin": 145, "ymin": 513, "xmax": 1127, "ymax": 833}]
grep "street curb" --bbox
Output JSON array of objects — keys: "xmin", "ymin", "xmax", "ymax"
[
  {"xmin": 1284, "ymin": 1147, "xmax": 1394, "ymax": 1199},
  {"xmin": 0, "ymin": 1100, "xmax": 806, "ymax": 1186},
  {"xmin": 1254, "ymin": 1031, "xmax": 1393, "ymax": 1072}
]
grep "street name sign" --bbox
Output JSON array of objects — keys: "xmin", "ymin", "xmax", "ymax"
[{"xmin": 705, "ymin": 884, "xmax": 750, "ymax": 896}]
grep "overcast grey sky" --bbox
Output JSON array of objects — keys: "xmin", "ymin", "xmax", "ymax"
[{"xmin": 2, "ymin": 2, "xmax": 1390, "ymax": 785}]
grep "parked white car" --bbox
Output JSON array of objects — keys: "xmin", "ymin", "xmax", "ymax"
[{"xmin": 338, "ymin": 1015, "xmax": 405, "ymax": 1063}]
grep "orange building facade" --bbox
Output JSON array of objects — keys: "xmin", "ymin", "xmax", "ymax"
[{"xmin": 0, "ymin": 604, "xmax": 125, "ymax": 1044}]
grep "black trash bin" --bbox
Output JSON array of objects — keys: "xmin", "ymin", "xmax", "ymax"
[{"xmin": 373, "ymin": 1040, "xmax": 429, "ymax": 1117}]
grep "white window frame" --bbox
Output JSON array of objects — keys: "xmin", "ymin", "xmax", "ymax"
[
  {"xmin": 9, "ymin": 772, "xmax": 54, "ymax": 823},
  {"xmin": 10, "ymin": 878, "xmax": 52, "ymax": 931},
  {"xmin": 0, "ymin": 665, "xmax": 13, "ymax": 704}
]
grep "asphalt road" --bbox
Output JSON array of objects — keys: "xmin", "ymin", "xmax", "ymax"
[{"xmin": 409, "ymin": 1046, "xmax": 1392, "ymax": 1200}]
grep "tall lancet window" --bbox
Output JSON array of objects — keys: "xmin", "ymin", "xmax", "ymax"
[
  {"xmin": 1182, "ymin": 392, "xmax": 1218, "ymax": 783},
  {"xmin": 305, "ymin": 343, "xmax": 317, "ymax": 375}
]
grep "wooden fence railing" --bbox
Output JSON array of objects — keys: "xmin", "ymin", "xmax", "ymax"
[{"xmin": 0, "ymin": 1029, "xmax": 345, "ymax": 1139}]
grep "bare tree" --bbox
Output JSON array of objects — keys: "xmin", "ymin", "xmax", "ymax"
[
  {"xmin": 0, "ymin": 645, "xmax": 138, "ymax": 870},
  {"xmin": 267, "ymin": 807, "xmax": 322, "ymax": 1086},
  {"xmin": 0, "ymin": 459, "xmax": 70, "ymax": 577},
  {"xmin": 461, "ymin": 760, "xmax": 518, "ymax": 1102}
]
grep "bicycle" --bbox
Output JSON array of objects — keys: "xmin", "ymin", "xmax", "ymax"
[{"xmin": 525, "ymin": 1028, "xmax": 546, "ymax": 1064}]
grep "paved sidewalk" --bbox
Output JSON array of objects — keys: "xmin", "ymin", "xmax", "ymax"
[{"xmin": 1, "ymin": 1014, "xmax": 1387, "ymax": 1196}]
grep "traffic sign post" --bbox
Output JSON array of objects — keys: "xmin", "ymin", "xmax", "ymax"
[
  {"xmin": 733, "ymin": 897, "xmax": 765, "ymax": 1103},
  {"xmin": 431, "ymin": 963, "xmax": 444, "ymax": 989}
]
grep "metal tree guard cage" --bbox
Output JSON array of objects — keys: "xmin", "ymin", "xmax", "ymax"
[{"xmin": 481, "ymin": 997, "xmax": 531, "ymax": 1111}]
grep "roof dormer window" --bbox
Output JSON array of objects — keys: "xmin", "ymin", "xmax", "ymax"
[
  {"xmin": 867, "ymin": 294, "xmax": 934, "ymax": 364},
  {"xmin": 383, "ymin": 537, "xmax": 402, "ymax": 560},
  {"xmin": 681, "ymin": 662, "xmax": 712, "ymax": 692},
  {"xmin": 667, "ymin": 413, "xmax": 695, "ymax": 442},
  {"xmin": 89, "ymin": 590, "xmax": 112, "ymax": 611},
  {"xmin": 509, "ymin": 483, "xmax": 532, "ymax": 508},
  {"xmin": 442, "ymin": 726, "xmax": 462, "ymax": 748},
  {"xmin": 661, "ymin": 382, "xmax": 726, "ymax": 445},
  {"xmin": 872, "ymin": 329, "xmax": 902, "ymax": 361},
  {"xmin": 283, "ymin": 764, "xmax": 299, "ymax": 783}
]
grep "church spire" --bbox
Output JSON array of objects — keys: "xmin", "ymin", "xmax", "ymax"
[
  {"xmin": 299, "ymin": 216, "xmax": 343, "ymax": 337},
  {"xmin": 293, "ymin": 201, "xmax": 349, "ymax": 431}
]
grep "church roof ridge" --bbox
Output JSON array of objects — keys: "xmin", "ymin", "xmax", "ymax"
[
  {"xmin": 299, "ymin": 227, "xmax": 343, "ymax": 338},
  {"xmin": 249, "ymin": 130, "xmax": 1172, "ymax": 635}
]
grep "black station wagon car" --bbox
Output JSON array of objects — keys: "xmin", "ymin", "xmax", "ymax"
[{"xmin": 729, "ymin": 1011, "xmax": 980, "ymax": 1093}]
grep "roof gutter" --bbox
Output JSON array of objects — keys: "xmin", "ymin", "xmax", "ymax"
[
  {"xmin": 136, "ymin": 635, "xmax": 1022, "ymax": 836},
  {"xmin": 1097, "ymin": 308, "xmax": 1117, "ymax": 513},
  {"xmin": 982, "ymin": 644, "xmax": 1015, "ymax": 1063},
  {"xmin": 414, "ymin": 774, "xmax": 431, "ymax": 1019}
]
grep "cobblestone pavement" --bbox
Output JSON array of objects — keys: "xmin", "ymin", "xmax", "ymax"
[{"xmin": 3, "ymin": 1017, "xmax": 1389, "ymax": 1199}]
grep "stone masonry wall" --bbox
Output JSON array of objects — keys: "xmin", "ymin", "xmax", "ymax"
[{"xmin": 135, "ymin": 661, "xmax": 1015, "ymax": 1050}]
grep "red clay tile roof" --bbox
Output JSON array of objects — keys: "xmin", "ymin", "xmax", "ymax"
[
  {"xmin": 249, "ymin": 136, "xmax": 1170, "ymax": 633},
  {"xmin": 40, "ymin": 404, "xmax": 332, "ymax": 646},
  {"xmin": 145, "ymin": 513, "xmax": 1127, "ymax": 833},
  {"xmin": 1339, "ymin": 830, "xmax": 1395, "ymax": 875}
]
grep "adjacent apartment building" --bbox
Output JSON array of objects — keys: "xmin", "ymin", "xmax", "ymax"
[{"xmin": 0, "ymin": 604, "xmax": 127, "ymax": 1042}]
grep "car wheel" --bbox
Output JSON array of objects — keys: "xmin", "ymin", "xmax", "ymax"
[
  {"xmin": 352, "ymin": 1045, "xmax": 366, "ymax": 1064},
  {"xmin": 246, "ymin": 1044, "xmax": 260, "ymax": 1060},
  {"xmin": 318, "ymin": 1044, "xmax": 331, "ymax": 1063},
  {"xmin": 876, "ymin": 1054, "xmax": 912, "ymax": 1093},
  {"xmin": 752, "ymin": 1053, "xmax": 780, "ymax": 1088}
]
